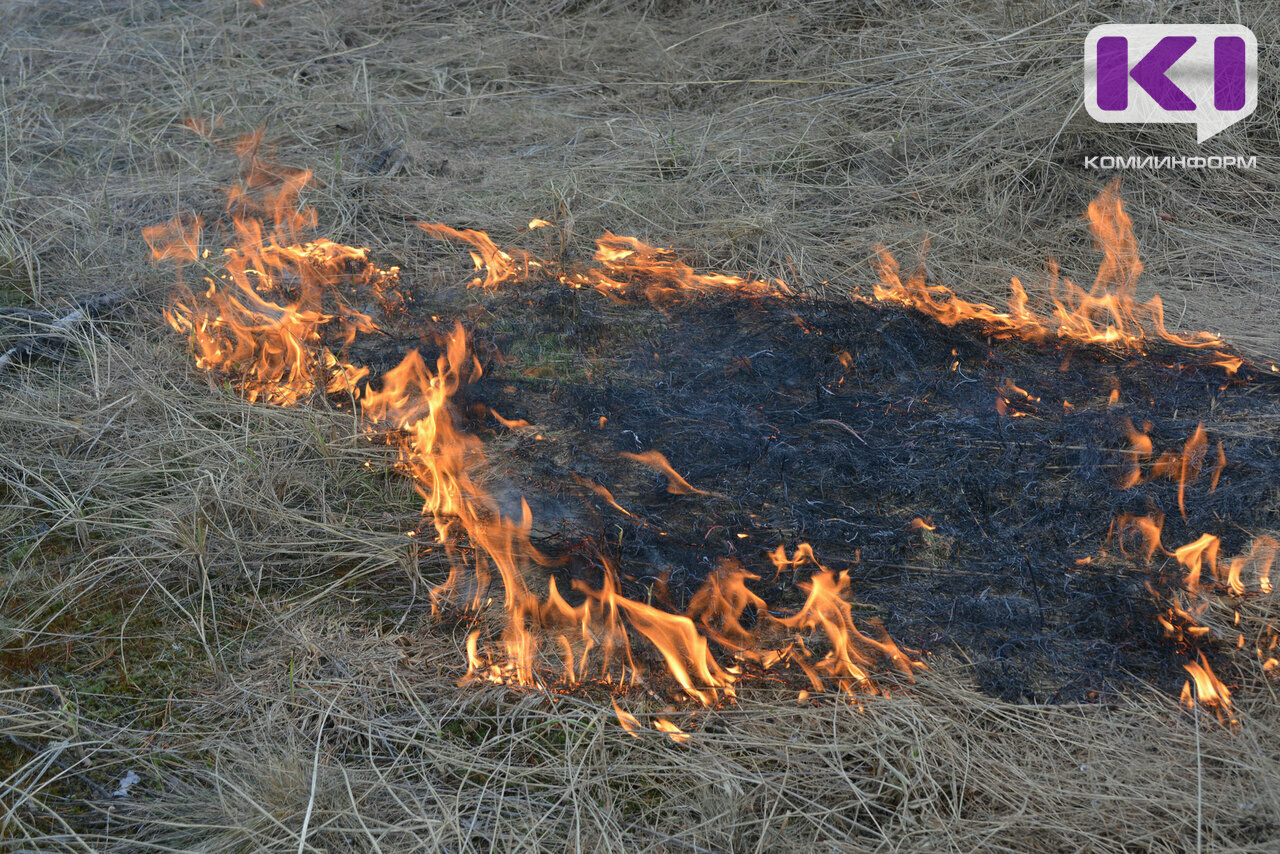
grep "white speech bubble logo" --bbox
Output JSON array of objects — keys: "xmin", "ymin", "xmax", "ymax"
[{"xmin": 1085, "ymin": 24, "xmax": 1257, "ymax": 143}]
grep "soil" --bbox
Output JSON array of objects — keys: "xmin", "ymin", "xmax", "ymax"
[{"xmin": 346, "ymin": 267, "xmax": 1280, "ymax": 704}]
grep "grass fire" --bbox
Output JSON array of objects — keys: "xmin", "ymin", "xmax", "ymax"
[{"xmin": 2, "ymin": 2, "xmax": 1279, "ymax": 851}]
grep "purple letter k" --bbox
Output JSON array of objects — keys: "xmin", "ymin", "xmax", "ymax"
[{"xmin": 1130, "ymin": 36, "xmax": 1196, "ymax": 110}]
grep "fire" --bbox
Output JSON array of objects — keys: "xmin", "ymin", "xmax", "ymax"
[
  {"xmin": 1223, "ymin": 536, "xmax": 1277, "ymax": 597},
  {"xmin": 569, "ymin": 232, "xmax": 791, "ymax": 304},
  {"xmin": 620, "ymin": 449, "xmax": 716, "ymax": 496},
  {"xmin": 416, "ymin": 222, "xmax": 539, "ymax": 290},
  {"xmin": 1175, "ymin": 424, "xmax": 1208, "ymax": 520},
  {"xmin": 1100, "ymin": 494, "xmax": 1274, "ymax": 723},
  {"xmin": 768, "ymin": 569, "xmax": 919, "ymax": 695},
  {"xmin": 152, "ymin": 137, "xmax": 920, "ymax": 724},
  {"xmin": 583, "ymin": 565, "xmax": 736, "ymax": 706},
  {"xmin": 1118, "ymin": 418, "xmax": 1153, "ymax": 490},
  {"xmin": 651, "ymin": 717, "xmax": 690, "ymax": 744},
  {"xmin": 868, "ymin": 180, "xmax": 1242, "ymax": 371},
  {"xmin": 1174, "ymin": 533, "xmax": 1220, "ymax": 595},
  {"xmin": 1117, "ymin": 421, "xmax": 1219, "ymax": 519},
  {"xmin": 151, "ymin": 140, "xmax": 385, "ymax": 406},
  {"xmin": 1130, "ymin": 525, "xmax": 1278, "ymax": 721},
  {"xmin": 611, "ymin": 700, "xmax": 690, "ymax": 745},
  {"xmin": 1182, "ymin": 653, "xmax": 1235, "ymax": 725},
  {"xmin": 1107, "ymin": 512, "xmax": 1164, "ymax": 563},
  {"xmin": 406, "ymin": 177, "xmax": 1253, "ymax": 376},
  {"xmin": 996, "ymin": 378, "xmax": 1039, "ymax": 417},
  {"xmin": 152, "ymin": 137, "xmax": 1267, "ymax": 736}
]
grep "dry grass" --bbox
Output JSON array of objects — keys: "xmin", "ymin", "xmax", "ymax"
[{"xmin": 2, "ymin": 0, "xmax": 1279, "ymax": 850}]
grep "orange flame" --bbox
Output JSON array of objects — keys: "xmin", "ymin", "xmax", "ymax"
[
  {"xmin": 416, "ymin": 222, "xmax": 539, "ymax": 290},
  {"xmin": 1118, "ymin": 418, "xmax": 1153, "ymax": 490},
  {"xmin": 620, "ymin": 449, "xmax": 716, "ymax": 496},
  {"xmin": 151, "ymin": 148, "xmax": 923, "ymax": 710},
  {"xmin": 612, "ymin": 701, "xmax": 690, "ymax": 744},
  {"xmin": 1176, "ymin": 424, "xmax": 1208, "ymax": 520},
  {"xmin": 571, "ymin": 233, "xmax": 791, "ymax": 303},
  {"xmin": 1181, "ymin": 652, "xmax": 1235, "ymax": 725},
  {"xmin": 156, "ymin": 142, "xmax": 384, "ymax": 405},
  {"xmin": 612, "ymin": 700, "xmax": 644, "ymax": 738},
  {"xmin": 1223, "ymin": 536, "xmax": 1278, "ymax": 596},
  {"xmin": 1108, "ymin": 512, "xmax": 1164, "ymax": 563},
  {"xmin": 685, "ymin": 559, "xmax": 767, "ymax": 650},
  {"xmin": 162, "ymin": 144, "xmax": 1275, "ymax": 730},
  {"xmin": 1116, "ymin": 422, "xmax": 1215, "ymax": 519},
  {"xmin": 1173, "ymin": 533, "xmax": 1220, "ymax": 595},
  {"xmin": 868, "ymin": 180, "xmax": 1239, "ymax": 370},
  {"xmin": 652, "ymin": 717, "xmax": 690, "ymax": 744},
  {"xmin": 408, "ymin": 181, "xmax": 1249, "ymax": 377},
  {"xmin": 767, "ymin": 542, "xmax": 823, "ymax": 580}
]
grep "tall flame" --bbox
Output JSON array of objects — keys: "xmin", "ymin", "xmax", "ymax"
[{"xmin": 868, "ymin": 180, "xmax": 1241, "ymax": 371}]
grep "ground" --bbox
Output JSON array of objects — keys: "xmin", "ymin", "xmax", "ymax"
[{"xmin": 2, "ymin": 1, "xmax": 1279, "ymax": 851}]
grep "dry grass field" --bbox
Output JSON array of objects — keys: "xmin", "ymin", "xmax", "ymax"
[{"xmin": 2, "ymin": 1, "xmax": 1280, "ymax": 851}]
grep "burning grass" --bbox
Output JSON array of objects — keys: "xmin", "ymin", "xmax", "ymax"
[{"xmin": 3, "ymin": 0, "xmax": 1280, "ymax": 850}]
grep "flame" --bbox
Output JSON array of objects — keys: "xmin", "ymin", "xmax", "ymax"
[
  {"xmin": 575, "ymin": 475, "xmax": 634, "ymax": 517},
  {"xmin": 415, "ymin": 223, "xmax": 791, "ymax": 305},
  {"xmin": 142, "ymin": 213, "xmax": 202, "ymax": 265},
  {"xmin": 1116, "ymin": 421, "xmax": 1215, "ymax": 519},
  {"xmin": 1176, "ymin": 424, "xmax": 1208, "ymax": 520},
  {"xmin": 156, "ymin": 143, "xmax": 1267, "ymax": 733},
  {"xmin": 612, "ymin": 700, "xmax": 643, "ymax": 738},
  {"xmin": 1174, "ymin": 533, "xmax": 1220, "ymax": 595},
  {"xmin": 156, "ymin": 143, "xmax": 384, "ymax": 406},
  {"xmin": 773, "ymin": 570, "xmax": 920, "ymax": 690},
  {"xmin": 612, "ymin": 701, "xmax": 690, "ymax": 744},
  {"xmin": 686, "ymin": 559, "xmax": 767, "ymax": 650},
  {"xmin": 1223, "ymin": 536, "xmax": 1278, "ymax": 596},
  {"xmin": 1181, "ymin": 652, "xmax": 1235, "ymax": 725},
  {"xmin": 652, "ymin": 717, "xmax": 690, "ymax": 744},
  {"xmin": 1118, "ymin": 418, "xmax": 1153, "ymax": 489},
  {"xmin": 996, "ymin": 378, "xmax": 1039, "ymax": 417},
  {"xmin": 1108, "ymin": 512, "xmax": 1164, "ymax": 563},
  {"xmin": 406, "ymin": 181, "xmax": 1251, "ymax": 375},
  {"xmin": 570, "ymin": 232, "xmax": 791, "ymax": 304},
  {"xmin": 868, "ymin": 180, "xmax": 1239, "ymax": 370},
  {"xmin": 767, "ymin": 542, "xmax": 823, "ymax": 580},
  {"xmin": 620, "ymin": 449, "xmax": 716, "ymax": 496},
  {"xmin": 1209, "ymin": 440, "xmax": 1227, "ymax": 493},
  {"xmin": 151, "ymin": 145, "xmax": 922, "ymax": 711},
  {"xmin": 416, "ymin": 222, "xmax": 539, "ymax": 290}
]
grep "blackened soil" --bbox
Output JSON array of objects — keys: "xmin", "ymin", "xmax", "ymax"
[{"xmin": 362, "ymin": 278, "xmax": 1280, "ymax": 703}]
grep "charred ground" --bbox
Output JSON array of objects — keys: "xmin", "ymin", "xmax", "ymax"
[{"xmin": 346, "ymin": 268, "xmax": 1280, "ymax": 704}]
